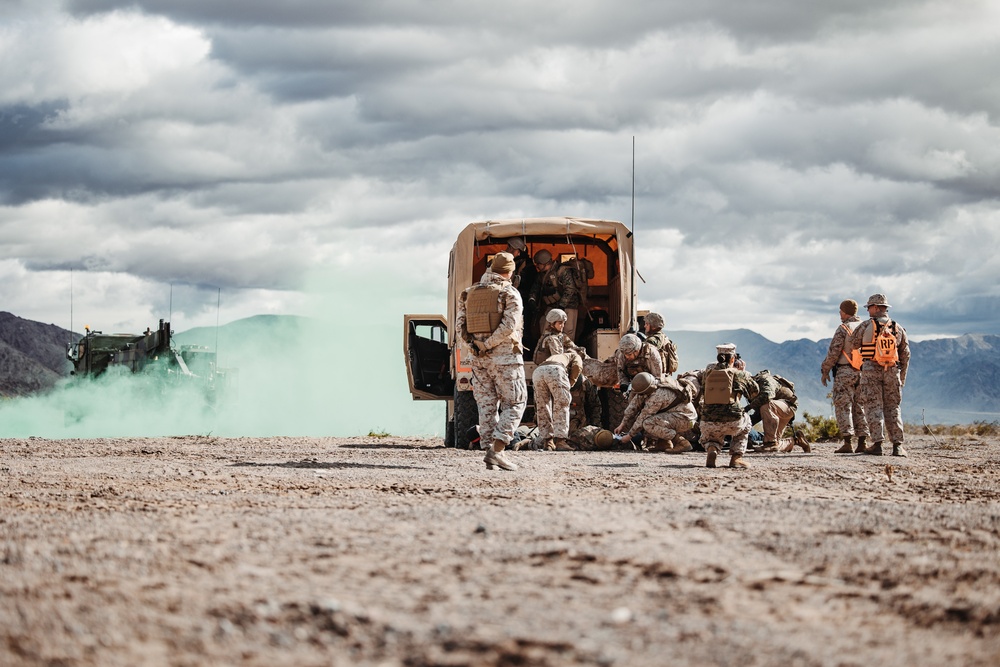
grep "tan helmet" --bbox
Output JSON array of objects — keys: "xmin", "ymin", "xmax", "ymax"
[
  {"xmin": 593, "ymin": 429, "xmax": 616, "ymax": 449},
  {"xmin": 533, "ymin": 249, "xmax": 553, "ymax": 265},
  {"xmin": 618, "ymin": 333, "xmax": 642, "ymax": 354},
  {"xmin": 631, "ymin": 372, "xmax": 657, "ymax": 395},
  {"xmin": 865, "ymin": 293, "xmax": 891, "ymax": 308},
  {"xmin": 545, "ymin": 308, "xmax": 568, "ymax": 323},
  {"xmin": 644, "ymin": 312, "xmax": 664, "ymax": 329}
]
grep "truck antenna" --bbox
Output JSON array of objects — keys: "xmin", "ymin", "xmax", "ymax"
[
  {"xmin": 69, "ymin": 268, "xmax": 74, "ymax": 344},
  {"xmin": 630, "ymin": 136, "xmax": 638, "ymax": 332}
]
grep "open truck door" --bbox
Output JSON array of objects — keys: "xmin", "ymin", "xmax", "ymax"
[{"xmin": 403, "ymin": 315, "xmax": 454, "ymax": 401}]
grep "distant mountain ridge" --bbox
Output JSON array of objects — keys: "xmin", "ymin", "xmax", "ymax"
[{"xmin": 1, "ymin": 312, "xmax": 996, "ymax": 424}]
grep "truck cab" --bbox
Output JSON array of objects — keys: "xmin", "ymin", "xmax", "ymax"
[{"xmin": 404, "ymin": 217, "xmax": 637, "ymax": 448}]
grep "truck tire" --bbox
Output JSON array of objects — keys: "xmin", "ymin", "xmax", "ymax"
[
  {"xmin": 453, "ymin": 389, "xmax": 479, "ymax": 449},
  {"xmin": 603, "ymin": 388, "xmax": 627, "ymax": 431}
]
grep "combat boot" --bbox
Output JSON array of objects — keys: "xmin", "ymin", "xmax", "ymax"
[
  {"xmin": 666, "ymin": 435, "xmax": 693, "ymax": 454},
  {"xmin": 705, "ymin": 445, "xmax": 720, "ymax": 468},
  {"xmin": 729, "ymin": 453, "xmax": 749, "ymax": 468},
  {"xmin": 553, "ymin": 438, "xmax": 574, "ymax": 451},
  {"xmin": 795, "ymin": 433, "xmax": 812, "ymax": 453},
  {"xmin": 855, "ymin": 436, "xmax": 868, "ymax": 453},
  {"xmin": 834, "ymin": 436, "xmax": 854, "ymax": 454},
  {"xmin": 757, "ymin": 441, "xmax": 778, "ymax": 453},
  {"xmin": 489, "ymin": 438, "xmax": 518, "ymax": 471},
  {"xmin": 863, "ymin": 441, "xmax": 884, "ymax": 456},
  {"xmin": 542, "ymin": 438, "xmax": 556, "ymax": 451},
  {"xmin": 891, "ymin": 442, "xmax": 908, "ymax": 457},
  {"xmin": 645, "ymin": 437, "xmax": 670, "ymax": 452},
  {"xmin": 779, "ymin": 439, "xmax": 795, "ymax": 453}
]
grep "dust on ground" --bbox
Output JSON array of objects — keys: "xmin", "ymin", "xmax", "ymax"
[{"xmin": 2, "ymin": 433, "xmax": 999, "ymax": 666}]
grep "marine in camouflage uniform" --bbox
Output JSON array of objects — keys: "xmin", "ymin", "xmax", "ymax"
[
  {"xmin": 534, "ymin": 308, "xmax": 587, "ymax": 364},
  {"xmin": 821, "ymin": 299, "xmax": 869, "ymax": 453},
  {"xmin": 615, "ymin": 373, "xmax": 697, "ymax": 453},
  {"xmin": 615, "ymin": 334, "xmax": 664, "ymax": 388},
  {"xmin": 455, "ymin": 252, "xmax": 527, "ymax": 471},
  {"xmin": 745, "ymin": 370, "xmax": 803, "ymax": 453},
  {"xmin": 532, "ymin": 351, "xmax": 583, "ymax": 451},
  {"xmin": 694, "ymin": 343, "xmax": 760, "ymax": 468},
  {"xmin": 849, "ymin": 294, "xmax": 910, "ymax": 457},
  {"xmin": 529, "ymin": 250, "xmax": 586, "ymax": 343},
  {"xmin": 643, "ymin": 312, "xmax": 679, "ymax": 376}
]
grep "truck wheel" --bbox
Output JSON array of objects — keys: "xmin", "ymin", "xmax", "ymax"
[
  {"xmin": 603, "ymin": 388, "xmax": 627, "ymax": 431},
  {"xmin": 453, "ymin": 390, "xmax": 479, "ymax": 450}
]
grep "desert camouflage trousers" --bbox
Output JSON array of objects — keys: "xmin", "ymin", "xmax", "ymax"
[
  {"xmin": 832, "ymin": 365, "xmax": 869, "ymax": 438},
  {"xmin": 640, "ymin": 409, "xmax": 697, "ymax": 443},
  {"xmin": 859, "ymin": 361, "xmax": 904, "ymax": 445},
  {"xmin": 532, "ymin": 364, "xmax": 572, "ymax": 440},
  {"xmin": 471, "ymin": 361, "xmax": 527, "ymax": 447},
  {"xmin": 700, "ymin": 413, "xmax": 753, "ymax": 456},
  {"xmin": 761, "ymin": 399, "xmax": 794, "ymax": 443}
]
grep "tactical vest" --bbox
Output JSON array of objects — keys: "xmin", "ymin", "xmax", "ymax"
[
  {"xmin": 704, "ymin": 368, "xmax": 736, "ymax": 405},
  {"xmin": 839, "ymin": 321, "xmax": 863, "ymax": 370},
  {"xmin": 464, "ymin": 283, "xmax": 504, "ymax": 334},
  {"xmin": 533, "ymin": 332, "xmax": 562, "ymax": 365}
]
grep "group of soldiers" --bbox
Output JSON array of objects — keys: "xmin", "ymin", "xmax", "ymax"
[{"xmin": 456, "ymin": 250, "xmax": 910, "ymax": 472}]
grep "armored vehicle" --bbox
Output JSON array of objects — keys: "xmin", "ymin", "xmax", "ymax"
[{"xmin": 404, "ymin": 217, "xmax": 637, "ymax": 448}]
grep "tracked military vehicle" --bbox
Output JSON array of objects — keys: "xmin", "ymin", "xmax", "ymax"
[{"xmin": 404, "ymin": 217, "xmax": 637, "ymax": 448}]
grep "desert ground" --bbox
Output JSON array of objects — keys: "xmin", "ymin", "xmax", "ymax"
[{"xmin": 2, "ymin": 431, "xmax": 999, "ymax": 667}]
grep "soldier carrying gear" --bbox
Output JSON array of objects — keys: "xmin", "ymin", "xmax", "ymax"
[
  {"xmin": 850, "ymin": 293, "xmax": 910, "ymax": 458},
  {"xmin": 529, "ymin": 248, "xmax": 588, "ymax": 343},
  {"xmin": 821, "ymin": 298, "xmax": 869, "ymax": 454},
  {"xmin": 614, "ymin": 371, "xmax": 698, "ymax": 453},
  {"xmin": 643, "ymin": 312, "xmax": 679, "ymax": 375},
  {"xmin": 533, "ymin": 307, "xmax": 587, "ymax": 365},
  {"xmin": 616, "ymin": 333, "xmax": 664, "ymax": 394},
  {"xmin": 693, "ymin": 343, "xmax": 759, "ymax": 469}
]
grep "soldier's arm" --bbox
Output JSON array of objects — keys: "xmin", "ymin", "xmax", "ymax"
[
  {"xmin": 821, "ymin": 327, "xmax": 846, "ymax": 374},
  {"xmin": 482, "ymin": 288, "xmax": 522, "ymax": 350},
  {"xmin": 897, "ymin": 326, "xmax": 910, "ymax": 384},
  {"xmin": 645, "ymin": 345, "xmax": 664, "ymax": 378}
]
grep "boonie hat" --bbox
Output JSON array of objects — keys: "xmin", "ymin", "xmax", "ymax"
[{"xmin": 865, "ymin": 293, "xmax": 891, "ymax": 308}]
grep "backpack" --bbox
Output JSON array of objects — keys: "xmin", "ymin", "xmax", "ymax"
[
  {"xmin": 772, "ymin": 374, "xmax": 797, "ymax": 406},
  {"xmin": 532, "ymin": 333, "xmax": 560, "ymax": 366},
  {"xmin": 873, "ymin": 321, "xmax": 899, "ymax": 368},
  {"xmin": 464, "ymin": 283, "xmax": 504, "ymax": 334},
  {"xmin": 662, "ymin": 340, "xmax": 679, "ymax": 375},
  {"xmin": 704, "ymin": 368, "xmax": 735, "ymax": 405}
]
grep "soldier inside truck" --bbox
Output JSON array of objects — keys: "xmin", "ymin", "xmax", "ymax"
[{"xmin": 476, "ymin": 234, "xmax": 622, "ymax": 360}]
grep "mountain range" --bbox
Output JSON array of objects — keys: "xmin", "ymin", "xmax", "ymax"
[{"xmin": 2, "ymin": 311, "xmax": 997, "ymax": 426}]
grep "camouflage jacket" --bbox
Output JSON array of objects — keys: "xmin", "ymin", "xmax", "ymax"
[
  {"xmin": 696, "ymin": 363, "xmax": 759, "ymax": 422},
  {"xmin": 821, "ymin": 315, "xmax": 862, "ymax": 375},
  {"xmin": 538, "ymin": 351, "xmax": 584, "ymax": 387},
  {"xmin": 616, "ymin": 341, "xmax": 664, "ymax": 386},
  {"xmin": 535, "ymin": 329, "xmax": 587, "ymax": 364},
  {"xmin": 569, "ymin": 376, "xmax": 603, "ymax": 434},
  {"xmin": 645, "ymin": 330, "xmax": 679, "ymax": 375},
  {"xmin": 455, "ymin": 271, "xmax": 524, "ymax": 367},
  {"xmin": 619, "ymin": 376, "xmax": 697, "ymax": 437},
  {"xmin": 531, "ymin": 263, "xmax": 583, "ymax": 309}
]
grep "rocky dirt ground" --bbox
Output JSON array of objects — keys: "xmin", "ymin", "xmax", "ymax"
[{"xmin": 2, "ymin": 432, "xmax": 999, "ymax": 667}]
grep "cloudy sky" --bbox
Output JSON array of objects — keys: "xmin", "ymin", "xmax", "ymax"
[{"xmin": 2, "ymin": 0, "xmax": 999, "ymax": 346}]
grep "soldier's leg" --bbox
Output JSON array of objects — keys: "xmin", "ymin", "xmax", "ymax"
[
  {"xmin": 883, "ymin": 366, "xmax": 905, "ymax": 446},
  {"xmin": 493, "ymin": 364, "xmax": 527, "ymax": 447},
  {"xmin": 532, "ymin": 367, "xmax": 555, "ymax": 442},
  {"xmin": 832, "ymin": 371, "xmax": 856, "ymax": 436},
  {"xmin": 471, "ymin": 368, "xmax": 499, "ymax": 448},
  {"xmin": 563, "ymin": 308, "xmax": 579, "ymax": 342},
  {"xmin": 551, "ymin": 368, "xmax": 573, "ymax": 440},
  {"xmin": 859, "ymin": 365, "xmax": 886, "ymax": 445},
  {"xmin": 847, "ymin": 368, "xmax": 870, "ymax": 440}
]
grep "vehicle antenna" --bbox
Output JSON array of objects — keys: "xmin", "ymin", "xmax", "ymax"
[
  {"xmin": 214, "ymin": 287, "xmax": 222, "ymax": 366},
  {"xmin": 69, "ymin": 268, "xmax": 73, "ymax": 344},
  {"xmin": 630, "ymin": 136, "xmax": 638, "ymax": 332}
]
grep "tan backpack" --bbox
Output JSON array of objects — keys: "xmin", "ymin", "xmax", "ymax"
[
  {"xmin": 704, "ymin": 368, "xmax": 735, "ymax": 405},
  {"xmin": 464, "ymin": 284, "xmax": 504, "ymax": 334}
]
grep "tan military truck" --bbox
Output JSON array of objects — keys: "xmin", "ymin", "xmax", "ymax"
[{"xmin": 404, "ymin": 217, "xmax": 637, "ymax": 448}]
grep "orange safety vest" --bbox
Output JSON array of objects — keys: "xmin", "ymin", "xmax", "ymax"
[{"xmin": 860, "ymin": 320, "xmax": 899, "ymax": 369}]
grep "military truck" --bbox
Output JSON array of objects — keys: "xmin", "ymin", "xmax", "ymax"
[
  {"xmin": 404, "ymin": 217, "xmax": 637, "ymax": 448},
  {"xmin": 67, "ymin": 318, "xmax": 233, "ymax": 406}
]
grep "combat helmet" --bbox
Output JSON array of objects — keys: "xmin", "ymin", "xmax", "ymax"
[
  {"xmin": 631, "ymin": 372, "xmax": 658, "ymax": 395},
  {"xmin": 865, "ymin": 293, "xmax": 891, "ymax": 308},
  {"xmin": 618, "ymin": 333, "xmax": 642, "ymax": 354},
  {"xmin": 533, "ymin": 249, "xmax": 553, "ymax": 265},
  {"xmin": 644, "ymin": 312, "xmax": 664, "ymax": 330},
  {"xmin": 546, "ymin": 308, "xmax": 568, "ymax": 323}
]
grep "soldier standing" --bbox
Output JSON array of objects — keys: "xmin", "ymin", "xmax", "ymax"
[
  {"xmin": 694, "ymin": 343, "xmax": 760, "ymax": 469},
  {"xmin": 821, "ymin": 299, "xmax": 869, "ymax": 453},
  {"xmin": 455, "ymin": 251, "xmax": 527, "ymax": 471},
  {"xmin": 529, "ymin": 249, "xmax": 586, "ymax": 343},
  {"xmin": 849, "ymin": 294, "xmax": 910, "ymax": 457},
  {"xmin": 642, "ymin": 312, "xmax": 679, "ymax": 375},
  {"xmin": 532, "ymin": 350, "xmax": 583, "ymax": 451}
]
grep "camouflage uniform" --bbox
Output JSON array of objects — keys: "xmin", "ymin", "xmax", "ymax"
[
  {"xmin": 850, "ymin": 317, "xmax": 910, "ymax": 447},
  {"xmin": 820, "ymin": 315, "xmax": 869, "ymax": 439},
  {"xmin": 695, "ymin": 363, "xmax": 759, "ymax": 457},
  {"xmin": 533, "ymin": 262, "xmax": 584, "ymax": 342},
  {"xmin": 644, "ymin": 330, "xmax": 679, "ymax": 376},
  {"xmin": 617, "ymin": 376, "xmax": 697, "ymax": 443},
  {"xmin": 535, "ymin": 328, "xmax": 586, "ymax": 363},
  {"xmin": 532, "ymin": 351, "xmax": 583, "ymax": 444},
  {"xmin": 568, "ymin": 375, "xmax": 603, "ymax": 435},
  {"xmin": 616, "ymin": 342, "xmax": 664, "ymax": 387},
  {"xmin": 746, "ymin": 370, "xmax": 795, "ymax": 445},
  {"xmin": 456, "ymin": 270, "xmax": 527, "ymax": 448}
]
